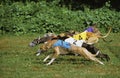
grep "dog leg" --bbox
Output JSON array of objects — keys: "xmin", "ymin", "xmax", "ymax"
[
  {"xmin": 97, "ymin": 53, "xmax": 110, "ymax": 61},
  {"xmin": 46, "ymin": 46, "xmax": 60, "ymax": 65},
  {"xmin": 90, "ymin": 57, "xmax": 104, "ymax": 65},
  {"xmin": 36, "ymin": 49, "xmax": 42, "ymax": 56},
  {"xmin": 94, "ymin": 51, "xmax": 100, "ymax": 56},
  {"xmin": 36, "ymin": 53, "xmax": 40, "ymax": 56},
  {"xmin": 96, "ymin": 59, "xmax": 104, "ymax": 65},
  {"xmin": 80, "ymin": 48, "xmax": 104, "ymax": 65},
  {"xmin": 46, "ymin": 58, "xmax": 56, "ymax": 66},
  {"xmin": 43, "ymin": 55, "xmax": 51, "ymax": 62},
  {"xmin": 87, "ymin": 37, "xmax": 99, "ymax": 44}
]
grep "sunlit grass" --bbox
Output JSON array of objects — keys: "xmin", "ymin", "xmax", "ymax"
[{"xmin": 0, "ymin": 33, "xmax": 120, "ymax": 78}]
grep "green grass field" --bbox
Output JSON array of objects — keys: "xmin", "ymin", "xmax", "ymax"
[{"xmin": 0, "ymin": 33, "xmax": 120, "ymax": 78}]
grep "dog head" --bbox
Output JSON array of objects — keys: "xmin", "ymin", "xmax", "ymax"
[
  {"xmin": 29, "ymin": 34, "xmax": 56, "ymax": 47},
  {"xmin": 29, "ymin": 37, "xmax": 41, "ymax": 47}
]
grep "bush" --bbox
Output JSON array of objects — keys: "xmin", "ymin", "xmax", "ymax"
[{"xmin": 0, "ymin": 1, "xmax": 120, "ymax": 35}]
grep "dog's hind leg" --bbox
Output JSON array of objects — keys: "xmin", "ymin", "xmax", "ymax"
[
  {"xmin": 97, "ymin": 53, "xmax": 110, "ymax": 62},
  {"xmin": 96, "ymin": 59, "xmax": 104, "ymax": 65},
  {"xmin": 87, "ymin": 37, "xmax": 99, "ymax": 44},
  {"xmin": 90, "ymin": 57, "xmax": 104, "ymax": 65},
  {"xmin": 80, "ymin": 48, "xmax": 104, "ymax": 65}
]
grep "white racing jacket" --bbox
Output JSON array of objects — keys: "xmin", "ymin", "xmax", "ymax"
[{"xmin": 64, "ymin": 37, "xmax": 85, "ymax": 47}]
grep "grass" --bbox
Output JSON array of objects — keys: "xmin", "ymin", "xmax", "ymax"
[{"xmin": 0, "ymin": 33, "xmax": 120, "ymax": 78}]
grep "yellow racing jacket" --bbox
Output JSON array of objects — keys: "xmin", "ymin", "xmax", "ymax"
[{"xmin": 73, "ymin": 31, "xmax": 87, "ymax": 40}]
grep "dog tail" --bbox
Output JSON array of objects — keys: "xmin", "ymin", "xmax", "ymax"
[{"xmin": 101, "ymin": 27, "xmax": 112, "ymax": 38}]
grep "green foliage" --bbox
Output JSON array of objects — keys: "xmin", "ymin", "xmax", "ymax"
[{"xmin": 0, "ymin": 1, "xmax": 120, "ymax": 35}]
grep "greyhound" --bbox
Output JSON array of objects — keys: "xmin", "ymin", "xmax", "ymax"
[{"xmin": 39, "ymin": 39, "xmax": 104, "ymax": 65}]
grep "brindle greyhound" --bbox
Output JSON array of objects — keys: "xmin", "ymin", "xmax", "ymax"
[
  {"xmin": 29, "ymin": 33, "xmax": 56, "ymax": 47},
  {"xmin": 39, "ymin": 39, "xmax": 104, "ymax": 65}
]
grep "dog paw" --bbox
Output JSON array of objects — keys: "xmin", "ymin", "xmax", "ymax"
[
  {"xmin": 100, "ymin": 62, "xmax": 104, "ymax": 65},
  {"xmin": 46, "ymin": 63, "xmax": 51, "ymax": 66},
  {"xmin": 36, "ymin": 53, "xmax": 40, "ymax": 56},
  {"xmin": 43, "ymin": 59, "xmax": 46, "ymax": 62}
]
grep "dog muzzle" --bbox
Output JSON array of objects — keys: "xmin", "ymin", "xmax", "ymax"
[{"xmin": 29, "ymin": 42, "xmax": 36, "ymax": 47}]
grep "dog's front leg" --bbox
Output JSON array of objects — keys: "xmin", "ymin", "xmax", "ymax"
[
  {"xmin": 46, "ymin": 47, "xmax": 60, "ymax": 65},
  {"xmin": 43, "ymin": 54, "xmax": 55, "ymax": 66},
  {"xmin": 43, "ymin": 55, "xmax": 51, "ymax": 62},
  {"xmin": 36, "ymin": 49, "xmax": 42, "ymax": 56},
  {"xmin": 46, "ymin": 58, "xmax": 56, "ymax": 66}
]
